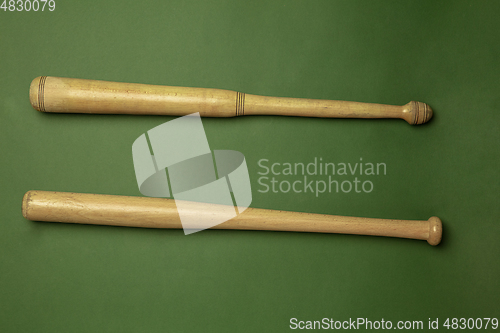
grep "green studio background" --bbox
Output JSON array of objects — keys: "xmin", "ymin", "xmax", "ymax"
[{"xmin": 0, "ymin": 1, "xmax": 499, "ymax": 332}]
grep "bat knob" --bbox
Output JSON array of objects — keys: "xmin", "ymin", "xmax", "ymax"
[
  {"xmin": 402, "ymin": 101, "xmax": 433, "ymax": 125},
  {"xmin": 427, "ymin": 216, "xmax": 442, "ymax": 245}
]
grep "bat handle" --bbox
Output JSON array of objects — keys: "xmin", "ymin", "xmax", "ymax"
[{"xmin": 244, "ymin": 94, "xmax": 433, "ymax": 125}]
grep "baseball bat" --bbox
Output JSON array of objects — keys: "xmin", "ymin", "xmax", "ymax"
[
  {"xmin": 29, "ymin": 76, "xmax": 433, "ymax": 125},
  {"xmin": 22, "ymin": 191, "xmax": 442, "ymax": 245}
]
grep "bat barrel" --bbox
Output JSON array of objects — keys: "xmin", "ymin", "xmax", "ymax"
[
  {"xmin": 22, "ymin": 191, "xmax": 442, "ymax": 245},
  {"xmin": 29, "ymin": 76, "xmax": 238, "ymax": 117}
]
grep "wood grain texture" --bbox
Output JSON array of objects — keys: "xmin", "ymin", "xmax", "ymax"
[
  {"xmin": 29, "ymin": 76, "xmax": 433, "ymax": 124},
  {"xmin": 22, "ymin": 190, "xmax": 442, "ymax": 245}
]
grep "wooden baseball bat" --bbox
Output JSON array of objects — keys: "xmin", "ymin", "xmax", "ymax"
[
  {"xmin": 29, "ymin": 76, "xmax": 433, "ymax": 125},
  {"xmin": 22, "ymin": 191, "xmax": 442, "ymax": 245}
]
